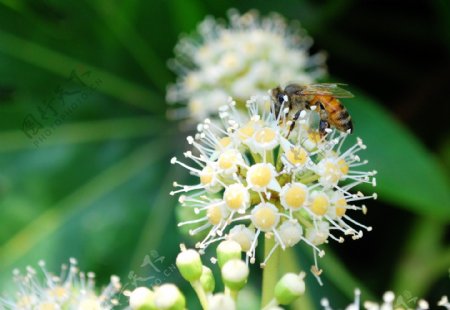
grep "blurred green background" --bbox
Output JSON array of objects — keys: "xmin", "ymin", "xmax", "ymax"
[{"xmin": 0, "ymin": 0, "xmax": 448, "ymax": 309}]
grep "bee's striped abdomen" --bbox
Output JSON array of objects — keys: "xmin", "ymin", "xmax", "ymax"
[{"xmin": 316, "ymin": 96, "xmax": 353, "ymax": 133}]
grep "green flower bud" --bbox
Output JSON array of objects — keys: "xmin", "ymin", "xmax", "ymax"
[
  {"xmin": 274, "ymin": 272, "xmax": 305, "ymax": 305},
  {"xmin": 217, "ymin": 240, "xmax": 241, "ymax": 268},
  {"xmin": 154, "ymin": 284, "xmax": 186, "ymax": 310},
  {"xmin": 176, "ymin": 246, "xmax": 203, "ymax": 282},
  {"xmin": 221, "ymin": 259, "xmax": 249, "ymax": 291},
  {"xmin": 129, "ymin": 287, "xmax": 156, "ymax": 310},
  {"xmin": 200, "ymin": 266, "xmax": 215, "ymax": 293},
  {"xmin": 209, "ymin": 293, "xmax": 236, "ymax": 310}
]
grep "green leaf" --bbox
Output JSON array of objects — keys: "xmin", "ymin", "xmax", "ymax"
[
  {"xmin": 0, "ymin": 29, "xmax": 162, "ymax": 112},
  {"xmin": 347, "ymin": 88, "xmax": 450, "ymax": 218},
  {"xmin": 166, "ymin": 0, "xmax": 207, "ymax": 34},
  {"xmin": 0, "ymin": 139, "xmax": 168, "ymax": 272}
]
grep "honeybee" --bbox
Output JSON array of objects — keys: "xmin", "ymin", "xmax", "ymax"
[{"xmin": 271, "ymin": 83, "xmax": 354, "ymax": 136}]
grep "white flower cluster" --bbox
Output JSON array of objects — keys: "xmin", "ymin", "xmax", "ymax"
[
  {"xmin": 0, "ymin": 258, "xmax": 121, "ymax": 310},
  {"xmin": 321, "ymin": 290, "xmax": 450, "ymax": 310},
  {"xmin": 167, "ymin": 9, "xmax": 326, "ymax": 121},
  {"xmin": 171, "ymin": 95, "xmax": 377, "ymax": 283}
]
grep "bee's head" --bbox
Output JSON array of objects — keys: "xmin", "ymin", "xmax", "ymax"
[{"xmin": 270, "ymin": 86, "xmax": 286, "ymax": 106}]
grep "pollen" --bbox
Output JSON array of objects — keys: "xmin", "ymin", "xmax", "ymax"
[
  {"xmin": 251, "ymin": 203, "xmax": 280, "ymax": 231},
  {"xmin": 310, "ymin": 194, "xmax": 329, "ymax": 216},
  {"xmin": 281, "ymin": 183, "xmax": 308, "ymax": 210}
]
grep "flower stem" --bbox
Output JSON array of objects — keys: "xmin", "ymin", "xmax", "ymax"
[
  {"xmin": 261, "ymin": 235, "xmax": 280, "ymax": 308},
  {"xmin": 225, "ymin": 287, "xmax": 238, "ymax": 301},
  {"xmin": 191, "ymin": 280, "xmax": 209, "ymax": 310}
]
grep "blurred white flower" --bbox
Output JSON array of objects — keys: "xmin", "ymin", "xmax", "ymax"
[
  {"xmin": 167, "ymin": 9, "xmax": 326, "ymax": 121},
  {"xmin": 321, "ymin": 289, "xmax": 447, "ymax": 310},
  {"xmin": 0, "ymin": 258, "xmax": 121, "ymax": 310},
  {"xmin": 171, "ymin": 95, "xmax": 376, "ymax": 283}
]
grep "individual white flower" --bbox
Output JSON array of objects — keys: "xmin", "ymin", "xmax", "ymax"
[
  {"xmin": 0, "ymin": 258, "xmax": 121, "ymax": 310},
  {"xmin": 167, "ymin": 9, "xmax": 326, "ymax": 121},
  {"xmin": 171, "ymin": 95, "xmax": 376, "ymax": 282}
]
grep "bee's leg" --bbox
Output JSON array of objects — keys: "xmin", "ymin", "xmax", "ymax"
[
  {"xmin": 318, "ymin": 102, "xmax": 330, "ymax": 137},
  {"xmin": 319, "ymin": 119, "xmax": 330, "ymax": 136},
  {"xmin": 287, "ymin": 110, "xmax": 302, "ymax": 138}
]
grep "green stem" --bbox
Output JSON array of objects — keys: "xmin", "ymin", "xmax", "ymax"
[
  {"xmin": 298, "ymin": 174, "xmax": 320, "ymax": 184},
  {"xmin": 191, "ymin": 280, "xmax": 209, "ymax": 310},
  {"xmin": 261, "ymin": 235, "xmax": 280, "ymax": 307},
  {"xmin": 225, "ymin": 287, "xmax": 238, "ymax": 302}
]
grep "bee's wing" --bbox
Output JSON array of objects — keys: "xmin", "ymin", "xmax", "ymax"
[{"xmin": 300, "ymin": 83, "xmax": 354, "ymax": 98}]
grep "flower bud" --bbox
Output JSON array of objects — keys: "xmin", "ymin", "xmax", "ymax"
[
  {"xmin": 274, "ymin": 272, "xmax": 305, "ymax": 305},
  {"xmin": 176, "ymin": 246, "xmax": 203, "ymax": 282},
  {"xmin": 209, "ymin": 293, "xmax": 236, "ymax": 310},
  {"xmin": 221, "ymin": 259, "xmax": 249, "ymax": 291},
  {"xmin": 129, "ymin": 287, "xmax": 156, "ymax": 310},
  {"xmin": 217, "ymin": 240, "xmax": 241, "ymax": 268},
  {"xmin": 154, "ymin": 284, "xmax": 185, "ymax": 310},
  {"xmin": 200, "ymin": 266, "xmax": 215, "ymax": 293}
]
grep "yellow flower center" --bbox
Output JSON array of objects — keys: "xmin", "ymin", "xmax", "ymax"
[
  {"xmin": 254, "ymin": 127, "xmax": 276, "ymax": 144},
  {"xmin": 207, "ymin": 204, "xmax": 223, "ymax": 225},
  {"xmin": 185, "ymin": 74, "xmax": 200, "ymax": 91},
  {"xmin": 38, "ymin": 302, "xmax": 58, "ymax": 310},
  {"xmin": 248, "ymin": 164, "xmax": 272, "ymax": 188},
  {"xmin": 323, "ymin": 161, "xmax": 342, "ymax": 184},
  {"xmin": 310, "ymin": 195, "xmax": 329, "ymax": 216},
  {"xmin": 286, "ymin": 146, "xmax": 308, "ymax": 165},
  {"xmin": 78, "ymin": 299, "xmax": 101, "ymax": 310},
  {"xmin": 217, "ymin": 137, "xmax": 231, "ymax": 150},
  {"xmin": 237, "ymin": 122, "xmax": 256, "ymax": 141},
  {"xmin": 17, "ymin": 295, "xmax": 34, "ymax": 307},
  {"xmin": 221, "ymin": 52, "xmax": 239, "ymax": 69},
  {"xmin": 308, "ymin": 132, "xmax": 321, "ymax": 144},
  {"xmin": 334, "ymin": 197, "xmax": 347, "ymax": 217},
  {"xmin": 200, "ymin": 166, "xmax": 214, "ymax": 185},
  {"xmin": 252, "ymin": 205, "xmax": 278, "ymax": 231},
  {"xmin": 224, "ymin": 184, "xmax": 247, "ymax": 210},
  {"xmin": 338, "ymin": 158, "xmax": 349, "ymax": 175},
  {"xmin": 284, "ymin": 185, "xmax": 307, "ymax": 209},
  {"xmin": 189, "ymin": 99, "xmax": 202, "ymax": 114},
  {"xmin": 218, "ymin": 149, "xmax": 239, "ymax": 170},
  {"xmin": 48, "ymin": 286, "xmax": 68, "ymax": 299}
]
